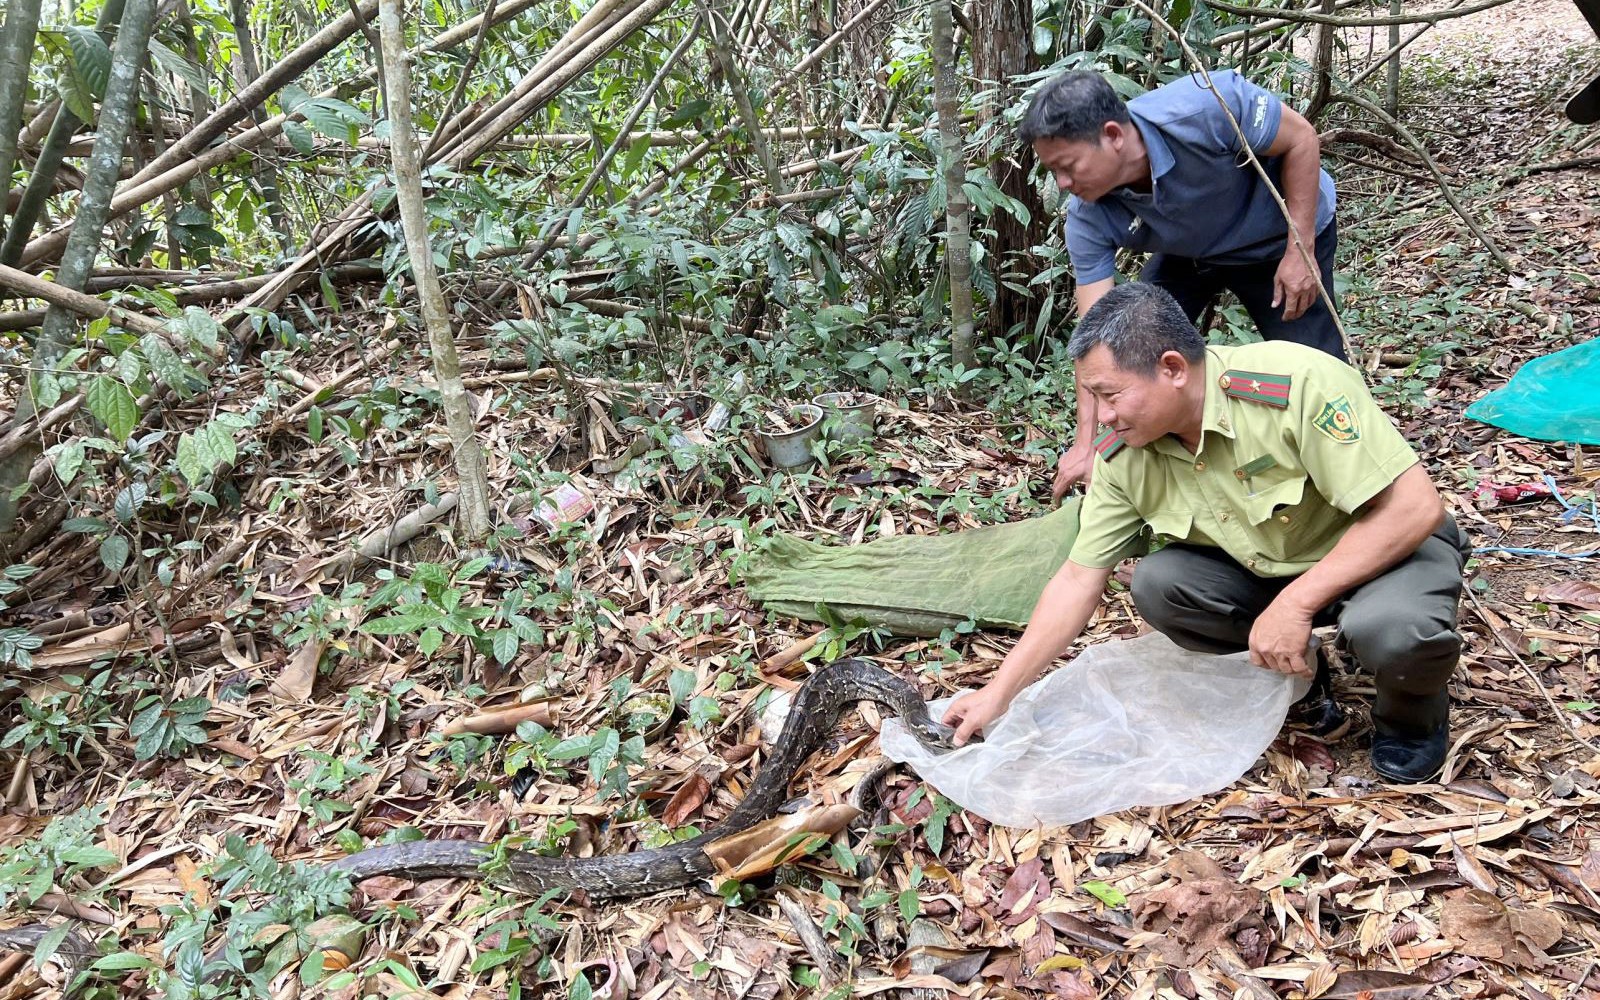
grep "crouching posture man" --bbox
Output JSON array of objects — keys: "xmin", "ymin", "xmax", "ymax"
[{"xmin": 945, "ymin": 283, "xmax": 1470, "ymax": 782}]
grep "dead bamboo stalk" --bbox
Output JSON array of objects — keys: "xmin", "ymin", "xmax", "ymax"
[
  {"xmin": 0, "ymin": 263, "xmax": 170, "ymax": 339},
  {"xmin": 442, "ymin": 0, "xmax": 677, "ymax": 168}
]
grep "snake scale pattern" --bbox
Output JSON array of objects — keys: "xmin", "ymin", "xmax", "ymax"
[{"xmin": 332, "ymin": 657, "xmax": 959, "ymax": 897}]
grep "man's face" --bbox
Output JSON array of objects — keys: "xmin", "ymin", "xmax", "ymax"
[
  {"xmin": 1033, "ymin": 129, "xmax": 1123, "ymax": 203},
  {"xmin": 1076, "ymin": 344, "xmax": 1186, "ymax": 448}
]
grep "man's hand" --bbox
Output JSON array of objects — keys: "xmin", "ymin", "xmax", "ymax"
[
  {"xmin": 942, "ymin": 684, "xmax": 1015, "ymax": 746},
  {"xmin": 1273, "ymin": 248, "xmax": 1319, "ymax": 321},
  {"xmin": 1248, "ymin": 597, "xmax": 1315, "ymax": 678},
  {"xmin": 1052, "ymin": 441, "xmax": 1095, "ymax": 500}
]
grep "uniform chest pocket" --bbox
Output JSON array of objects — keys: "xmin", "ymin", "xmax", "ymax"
[{"xmin": 1243, "ymin": 476, "xmax": 1313, "ymax": 530}]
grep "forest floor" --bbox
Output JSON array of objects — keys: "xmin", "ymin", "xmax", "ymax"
[{"xmin": 5, "ymin": 3, "xmax": 1600, "ymax": 999}]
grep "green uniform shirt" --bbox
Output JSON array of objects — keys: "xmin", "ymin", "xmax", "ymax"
[{"xmin": 1069, "ymin": 342, "xmax": 1420, "ymax": 577}]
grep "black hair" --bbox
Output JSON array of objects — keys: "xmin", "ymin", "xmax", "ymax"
[
  {"xmin": 1018, "ymin": 71, "xmax": 1131, "ymax": 146},
  {"xmin": 1068, "ymin": 283, "xmax": 1206, "ymax": 371}
]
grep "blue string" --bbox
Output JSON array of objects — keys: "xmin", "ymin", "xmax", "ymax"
[
  {"xmin": 1544, "ymin": 474, "xmax": 1600, "ymax": 532},
  {"xmin": 1472, "ymin": 545, "xmax": 1600, "ymax": 559}
]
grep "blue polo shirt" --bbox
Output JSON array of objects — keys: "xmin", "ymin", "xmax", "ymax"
[{"xmin": 1065, "ymin": 70, "xmax": 1337, "ymax": 284}]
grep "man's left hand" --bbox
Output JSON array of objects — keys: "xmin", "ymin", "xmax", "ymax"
[
  {"xmin": 1249, "ymin": 599, "xmax": 1315, "ymax": 678},
  {"xmin": 1273, "ymin": 249, "xmax": 1319, "ymax": 321}
]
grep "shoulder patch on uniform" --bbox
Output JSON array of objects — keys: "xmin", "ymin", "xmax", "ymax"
[
  {"xmin": 1313, "ymin": 394, "xmax": 1361, "ymax": 443},
  {"xmin": 1219, "ymin": 369, "xmax": 1291, "ymax": 409},
  {"xmin": 1091, "ymin": 426, "xmax": 1126, "ymax": 461}
]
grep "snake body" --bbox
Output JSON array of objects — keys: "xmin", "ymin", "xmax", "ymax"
[{"xmin": 332, "ymin": 658, "xmax": 958, "ymax": 897}]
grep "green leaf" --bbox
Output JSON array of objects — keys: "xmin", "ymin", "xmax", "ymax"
[
  {"xmin": 92, "ymin": 952, "xmax": 156, "ymax": 972},
  {"xmin": 112, "ymin": 481, "xmax": 147, "ymax": 523},
  {"xmin": 301, "ymin": 98, "xmax": 361, "ymax": 143},
  {"xmin": 284, "ymin": 120, "xmax": 314, "ymax": 155},
  {"xmin": 279, "ymin": 83, "xmax": 312, "ymax": 114},
  {"xmin": 175, "ymin": 435, "xmax": 203, "ymax": 484},
  {"xmin": 1082, "ymin": 880, "xmax": 1126, "ymax": 907},
  {"xmin": 492, "ymin": 629, "xmax": 518, "ymax": 664},
  {"xmin": 588, "ymin": 728, "xmax": 620, "ymax": 782},
  {"xmin": 307, "ymin": 407, "xmax": 324, "ymax": 444},
  {"xmin": 86, "ymin": 376, "xmax": 138, "ymax": 442},
  {"xmin": 661, "ymin": 98, "xmax": 710, "ymax": 129},
  {"xmin": 1566, "ymin": 701, "xmax": 1597, "ymax": 712},
  {"xmin": 897, "ymin": 888, "xmax": 919, "ymax": 923},
  {"xmin": 99, "ymin": 534, "xmax": 129, "ymax": 572},
  {"xmin": 569, "ymin": 967, "xmax": 594, "ymax": 1000},
  {"xmin": 418, "ymin": 627, "xmax": 444, "ymax": 654},
  {"xmin": 53, "ymin": 441, "xmax": 86, "ymax": 486},
  {"xmin": 141, "ymin": 334, "xmax": 188, "ymax": 393},
  {"xmin": 34, "ymin": 923, "xmax": 73, "ymax": 970},
  {"xmin": 361, "ymin": 610, "xmax": 443, "ymax": 635},
  {"xmin": 668, "ymin": 667, "xmax": 697, "ymax": 705},
  {"xmin": 146, "ymin": 37, "xmax": 206, "ymax": 92},
  {"xmin": 129, "ymin": 701, "xmax": 163, "ymax": 738},
  {"xmin": 60, "ymin": 845, "xmax": 118, "ymax": 866},
  {"xmin": 181, "ymin": 307, "xmax": 221, "ymax": 351},
  {"xmin": 64, "ymin": 26, "xmax": 112, "ymax": 98}
]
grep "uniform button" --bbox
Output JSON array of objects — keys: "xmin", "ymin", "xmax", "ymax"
[
  {"xmin": 1219, "ymin": 512, "xmax": 1231, "ymax": 522},
  {"xmin": 1246, "ymin": 558, "xmax": 1257, "ymax": 569},
  {"xmin": 1278, "ymin": 514, "xmax": 1291, "ymax": 524},
  {"xmin": 1234, "ymin": 469, "xmax": 1247, "ymax": 480},
  {"xmin": 1194, "ymin": 461, "xmax": 1206, "ymax": 472},
  {"xmin": 1219, "ymin": 375, "xmax": 1233, "ymax": 389}
]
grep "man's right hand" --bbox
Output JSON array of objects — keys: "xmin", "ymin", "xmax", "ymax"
[
  {"xmin": 1052, "ymin": 441, "xmax": 1095, "ymax": 500},
  {"xmin": 942, "ymin": 684, "xmax": 1015, "ymax": 746}
]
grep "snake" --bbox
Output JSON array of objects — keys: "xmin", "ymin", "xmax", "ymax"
[
  {"xmin": 0, "ymin": 658, "xmax": 961, "ymax": 987},
  {"xmin": 331, "ymin": 657, "xmax": 962, "ymax": 897}
]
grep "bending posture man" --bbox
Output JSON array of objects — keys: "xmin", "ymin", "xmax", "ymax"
[
  {"xmin": 945, "ymin": 284, "xmax": 1469, "ymax": 784},
  {"xmin": 1021, "ymin": 70, "xmax": 1342, "ymax": 495}
]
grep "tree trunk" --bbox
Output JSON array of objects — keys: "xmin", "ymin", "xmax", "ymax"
[
  {"xmin": 972, "ymin": 0, "xmax": 1047, "ymax": 341},
  {"xmin": 376, "ymin": 0, "xmax": 493, "ymax": 541},
  {"xmin": 1305, "ymin": 0, "xmax": 1337, "ymax": 121},
  {"xmin": 0, "ymin": 0, "xmax": 130, "ymax": 267},
  {"xmin": 0, "ymin": 0, "xmax": 158, "ymax": 544},
  {"xmin": 227, "ymin": 0, "xmax": 293, "ymax": 252},
  {"xmin": 0, "ymin": 0, "xmax": 45, "ymax": 240},
  {"xmin": 932, "ymin": 0, "xmax": 975, "ymax": 371}
]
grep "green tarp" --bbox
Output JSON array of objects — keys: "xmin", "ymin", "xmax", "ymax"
[
  {"xmin": 1465, "ymin": 338, "xmax": 1600, "ymax": 445},
  {"xmin": 741, "ymin": 500, "xmax": 1082, "ymax": 636}
]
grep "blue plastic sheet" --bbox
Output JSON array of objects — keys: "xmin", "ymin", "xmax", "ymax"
[{"xmin": 1465, "ymin": 338, "xmax": 1600, "ymax": 445}]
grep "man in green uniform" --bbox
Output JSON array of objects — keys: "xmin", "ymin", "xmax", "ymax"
[{"xmin": 944, "ymin": 284, "xmax": 1469, "ymax": 783}]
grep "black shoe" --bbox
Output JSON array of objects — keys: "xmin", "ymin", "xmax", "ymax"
[
  {"xmin": 1286, "ymin": 648, "xmax": 1350, "ymax": 741},
  {"xmin": 1371, "ymin": 723, "xmax": 1448, "ymax": 783}
]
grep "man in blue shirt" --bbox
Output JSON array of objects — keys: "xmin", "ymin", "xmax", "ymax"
[{"xmin": 1027, "ymin": 70, "xmax": 1341, "ymax": 496}]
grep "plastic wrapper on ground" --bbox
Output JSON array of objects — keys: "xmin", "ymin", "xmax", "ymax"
[{"xmin": 882, "ymin": 631, "xmax": 1310, "ymax": 828}]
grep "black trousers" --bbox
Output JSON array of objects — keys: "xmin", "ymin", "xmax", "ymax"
[
  {"xmin": 1142, "ymin": 223, "xmax": 1345, "ymax": 362},
  {"xmin": 1129, "ymin": 516, "xmax": 1471, "ymax": 734}
]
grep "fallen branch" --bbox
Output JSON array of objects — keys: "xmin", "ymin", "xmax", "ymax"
[
  {"xmin": 1510, "ymin": 156, "xmax": 1600, "ymax": 180},
  {"xmin": 0, "ymin": 262, "xmax": 196, "ymax": 343},
  {"xmin": 321, "ymin": 491, "xmax": 460, "ymax": 576}
]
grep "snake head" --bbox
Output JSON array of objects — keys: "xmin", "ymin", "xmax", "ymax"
[{"xmin": 905, "ymin": 717, "xmax": 979, "ymax": 754}]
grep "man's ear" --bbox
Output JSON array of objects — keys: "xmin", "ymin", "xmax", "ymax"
[
  {"xmin": 1102, "ymin": 121, "xmax": 1125, "ymax": 148},
  {"xmin": 1159, "ymin": 350, "xmax": 1192, "ymax": 387}
]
